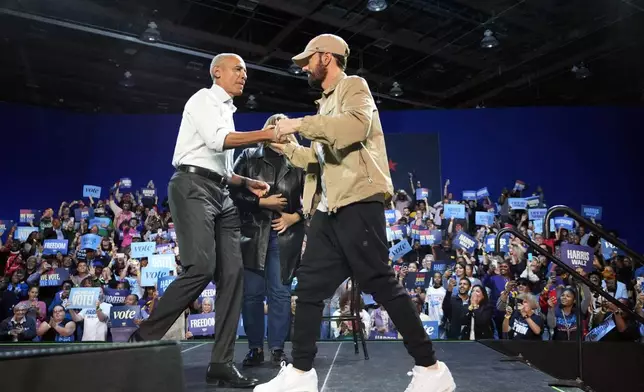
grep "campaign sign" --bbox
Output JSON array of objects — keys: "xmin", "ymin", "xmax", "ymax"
[
  {"xmin": 102, "ymin": 288, "xmax": 127, "ymax": 305},
  {"xmin": 533, "ymin": 219, "xmax": 544, "ymax": 234},
  {"xmin": 142, "ymin": 188, "xmax": 156, "ymax": 198},
  {"xmin": 411, "ymin": 224, "xmax": 424, "ymax": 240},
  {"xmin": 156, "ymin": 243, "xmax": 173, "ymax": 254},
  {"xmin": 140, "ymin": 267, "xmax": 172, "ymax": 287},
  {"xmin": 76, "ymin": 248, "xmax": 87, "ymax": 260},
  {"xmin": 110, "ymin": 305, "xmax": 141, "ymax": 328},
  {"xmin": 168, "ymin": 228, "xmax": 176, "ymax": 241},
  {"xmin": 14, "ymin": 226, "xmax": 37, "ymax": 241},
  {"xmin": 199, "ymin": 282, "xmax": 216, "ymax": 303},
  {"xmin": 19, "ymin": 209, "xmax": 39, "ymax": 224},
  {"xmin": 422, "ymin": 321, "xmax": 440, "ymax": 340},
  {"xmin": 561, "ymin": 243, "xmax": 594, "ymax": 273},
  {"xmin": 390, "ymin": 225, "xmax": 404, "ymax": 241},
  {"xmin": 508, "ymin": 198, "xmax": 527, "ymax": 210},
  {"xmin": 68, "ymin": 287, "xmax": 101, "ymax": 309},
  {"xmin": 416, "ymin": 188, "xmax": 430, "ymax": 200},
  {"xmin": 484, "ymin": 234, "xmax": 511, "ymax": 253},
  {"xmin": 369, "ymin": 330, "xmax": 399, "ymax": 340},
  {"xmin": 74, "ymin": 207, "xmax": 94, "ymax": 221},
  {"xmin": 452, "ymin": 232, "xmax": 478, "ymax": 253},
  {"xmin": 475, "ymin": 212, "xmax": 494, "ymax": 226},
  {"xmin": 42, "ymin": 239, "xmax": 68, "ymax": 255},
  {"xmin": 362, "ymin": 293, "xmax": 376, "ymax": 306},
  {"xmin": 188, "ymin": 313, "xmax": 216, "ymax": 336},
  {"xmin": 528, "ymin": 208, "xmax": 547, "ymax": 221},
  {"xmin": 430, "ymin": 261, "xmax": 453, "ymax": 275},
  {"xmin": 148, "ymin": 253, "xmax": 176, "ymax": 270},
  {"xmin": 514, "ymin": 180, "xmax": 526, "ymax": 191},
  {"xmin": 120, "ymin": 178, "xmax": 132, "ymax": 189},
  {"xmin": 386, "ymin": 227, "xmax": 394, "ymax": 242},
  {"xmin": 476, "ymin": 187, "xmax": 490, "ymax": 199},
  {"xmin": 581, "ymin": 205, "xmax": 602, "ymax": 220},
  {"xmin": 131, "ymin": 241, "xmax": 155, "ymax": 258},
  {"xmin": 404, "ymin": 272, "xmax": 429, "ymax": 290},
  {"xmin": 385, "ymin": 209, "xmax": 397, "ymax": 225},
  {"xmin": 80, "ymin": 234, "xmax": 101, "ymax": 250},
  {"xmin": 0, "ymin": 219, "xmax": 14, "ymax": 236},
  {"xmin": 83, "ymin": 185, "xmax": 102, "ymax": 198},
  {"xmin": 553, "ymin": 217, "xmax": 575, "ymax": 231},
  {"xmin": 444, "ymin": 204, "xmax": 465, "ymax": 219},
  {"xmin": 525, "ymin": 196, "xmax": 540, "ymax": 208},
  {"xmin": 389, "ymin": 240, "xmax": 412, "ymax": 261},
  {"xmin": 601, "ymin": 239, "xmax": 626, "ymax": 260},
  {"xmin": 462, "ymin": 190, "xmax": 477, "ymax": 201},
  {"xmin": 88, "ymin": 217, "xmax": 111, "ymax": 230},
  {"xmin": 39, "ymin": 268, "xmax": 70, "ymax": 287},
  {"xmin": 420, "ymin": 230, "xmax": 441, "ymax": 246},
  {"xmin": 157, "ymin": 275, "xmax": 176, "ymax": 296}
]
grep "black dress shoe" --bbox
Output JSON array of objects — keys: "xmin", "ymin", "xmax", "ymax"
[
  {"xmin": 206, "ymin": 362, "xmax": 259, "ymax": 388},
  {"xmin": 242, "ymin": 348, "xmax": 264, "ymax": 367},
  {"xmin": 128, "ymin": 330, "xmax": 145, "ymax": 343},
  {"xmin": 271, "ymin": 349, "xmax": 289, "ymax": 365}
]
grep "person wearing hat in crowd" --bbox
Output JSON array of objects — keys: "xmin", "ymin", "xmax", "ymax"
[{"xmin": 260, "ymin": 33, "xmax": 455, "ymax": 392}]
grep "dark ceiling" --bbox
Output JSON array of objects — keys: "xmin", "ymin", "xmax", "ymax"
[{"xmin": 1, "ymin": 0, "xmax": 643, "ymax": 114}]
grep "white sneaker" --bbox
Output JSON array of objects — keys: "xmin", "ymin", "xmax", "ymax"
[
  {"xmin": 404, "ymin": 361, "xmax": 456, "ymax": 392},
  {"xmin": 254, "ymin": 362, "xmax": 318, "ymax": 392}
]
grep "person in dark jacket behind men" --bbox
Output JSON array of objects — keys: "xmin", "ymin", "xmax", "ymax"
[
  {"xmin": 442, "ymin": 277, "xmax": 472, "ymax": 339},
  {"xmin": 232, "ymin": 113, "xmax": 306, "ymax": 367}
]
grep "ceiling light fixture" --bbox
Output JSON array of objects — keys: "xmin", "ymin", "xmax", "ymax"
[
  {"xmin": 119, "ymin": 71, "xmax": 135, "ymax": 88},
  {"xmin": 246, "ymin": 95, "xmax": 258, "ymax": 110},
  {"xmin": 480, "ymin": 29, "xmax": 499, "ymax": 49},
  {"xmin": 389, "ymin": 82, "xmax": 403, "ymax": 97},
  {"xmin": 141, "ymin": 21, "xmax": 161, "ymax": 43},
  {"xmin": 288, "ymin": 64, "xmax": 304, "ymax": 75},
  {"xmin": 367, "ymin": 0, "xmax": 388, "ymax": 12},
  {"xmin": 571, "ymin": 63, "xmax": 591, "ymax": 79}
]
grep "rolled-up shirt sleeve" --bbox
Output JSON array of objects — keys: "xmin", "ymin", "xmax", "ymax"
[{"xmin": 186, "ymin": 92, "xmax": 234, "ymax": 153}]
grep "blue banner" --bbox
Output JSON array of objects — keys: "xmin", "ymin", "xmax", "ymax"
[
  {"xmin": 484, "ymin": 234, "xmax": 511, "ymax": 253},
  {"xmin": 416, "ymin": 188, "xmax": 430, "ymax": 200},
  {"xmin": 560, "ymin": 243, "xmax": 594, "ymax": 273},
  {"xmin": 430, "ymin": 261, "xmax": 454, "ymax": 275},
  {"xmin": 88, "ymin": 217, "xmax": 111, "ymax": 230},
  {"xmin": 462, "ymin": 190, "xmax": 477, "ymax": 201},
  {"xmin": 141, "ymin": 188, "xmax": 156, "ymax": 198},
  {"xmin": 140, "ymin": 267, "xmax": 173, "ymax": 287},
  {"xmin": 110, "ymin": 305, "xmax": 141, "ymax": 328},
  {"xmin": 419, "ymin": 230, "xmax": 441, "ymax": 246},
  {"xmin": 131, "ymin": 241, "xmax": 156, "ymax": 258},
  {"xmin": 199, "ymin": 282, "xmax": 216, "ymax": 303},
  {"xmin": 156, "ymin": 243, "xmax": 173, "ymax": 254},
  {"xmin": 83, "ymin": 185, "xmax": 102, "ymax": 198},
  {"xmin": 452, "ymin": 232, "xmax": 478, "ymax": 253},
  {"xmin": 188, "ymin": 313, "xmax": 216, "ymax": 336},
  {"xmin": 39, "ymin": 268, "xmax": 70, "ymax": 287},
  {"xmin": 14, "ymin": 226, "xmax": 38, "ymax": 241},
  {"xmin": 369, "ymin": 329, "xmax": 399, "ymax": 340},
  {"xmin": 475, "ymin": 212, "xmax": 494, "ymax": 226},
  {"xmin": 601, "ymin": 239, "xmax": 626, "ymax": 260},
  {"xmin": 410, "ymin": 224, "xmax": 427, "ymax": 240},
  {"xmin": 423, "ymin": 321, "xmax": 440, "ymax": 340},
  {"xmin": 43, "ymin": 239, "xmax": 69, "ymax": 255},
  {"xmin": 19, "ymin": 209, "xmax": 40, "ymax": 224},
  {"xmin": 528, "ymin": 208, "xmax": 547, "ymax": 221},
  {"xmin": 553, "ymin": 217, "xmax": 575, "ymax": 231},
  {"xmin": 148, "ymin": 254, "xmax": 176, "ymax": 270},
  {"xmin": 533, "ymin": 219, "xmax": 543, "ymax": 234},
  {"xmin": 157, "ymin": 275, "xmax": 176, "ymax": 296},
  {"xmin": 389, "ymin": 240, "xmax": 412, "ymax": 261},
  {"xmin": 581, "ymin": 205, "xmax": 602, "ymax": 220},
  {"xmin": 68, "ymin": 287, "xmax": 101, "ymax": 309},
  {"xmin": 120, "ymin": 178, "xmax": 132, "ymax": 189},
  {"xmin": 103, "ymin": 288, "xmax": 129, "ymax": 305},
  {"xmin": 443, "ymin": 204, "xmax": 465, "ymax": 219},
  {"xmin": 508, "ymin": 198, "xmax": 527, "ymax": 210},
  {"xmin": 514, "ymin": 180, "xmax": 526, "ymax": 191},
  {"xmin": 389, "ymin": 225, "xmax": 404, "ymax": 241},
  {"xmin": 476, "ymin": 187, "xmax": 490, "ymax": 199},
  {"xmin": 404, "ymin": 272, "xmax": 429, "ymax": 290},
  {"xmin": 80, "ymin": 234, "xmax": 102, "ymax": 250},
  {"xmin": 74, "ymin": 207, "xmax": 94, "ymax": 221},
  {"xmin": 0, "ymin": 219, "xmax": 14, "ymax": 236},
  {"xmin": 385, "ymin": 209, "xmax": 397, "ymax": 225},
  {"xmin": 525, "ymin": 195, "xmax": 540, "ymax": 208}
]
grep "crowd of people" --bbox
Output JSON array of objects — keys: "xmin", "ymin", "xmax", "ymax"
[{"xmin": 1, "ymin": 178, "xmax": 643, "ymax": 345}]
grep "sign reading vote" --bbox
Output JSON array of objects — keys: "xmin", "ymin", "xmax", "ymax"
[
  {"xmin": 68, "ymin": 287, "xmax": 101, "ymax": 309},
  {"xmin": 43, "ymin": 239, "xmax": 68, "ymax": 255},
  {"xmin": 140, "ymin": 267, "xmax": 172, "ymax": 287},
  {"xmin": 420, "ymin": 230, "xmax": 441, "ymax": 246},
  {"xmin": 508, "ymin": 198, "xmax": 527, "ymax": 210},
  {"xmin": 199, "ymin": 282, "xmax": 216, "ymax": 303},
  {"xmin": 528, "ymin": 208, "xmax": 547, "ymax": 221},
  {"xmin": 422, "ymin": 321, "xmax": 440, "ymax": 340},
  {"xmin": 476, "ymin": 187, "xmax": 489, "ymax": 199},
  {"xmin": 103, "ymin": 288, "xmax": 128, "ymax": 305},
  {"xmin": 141, "ymin": 188, "xmax": 156, "ymax": 198},
  {"xmin": 80, "ymin": 234, "xmax": 102, "ymax": 250},
  {"xmin": 131, "ymin": 242, "xmax": 155, "ymax": 258},
  {"xmin": 39, "ymin": 268, "xmax": 70, "ymax": 287},
  {"xmin": 443, "ymin": 204, "xmax": 465, "ymax": 219},
  {"xmin": 157, "ymin": 275, "xmax": 176, "ymax": 296},
  {"xmin": 462, "ymin": 190, "xmax": 477, "ymax": 201},
  {"xmin": 553, "ymin": 217, "xmax": 575, "ymax": 231},
  {"xmin": 110, "ymin": 305, "xmax": 141, "ymax": 328},
  {"xmin": 120, "ymin": 178, "xmax": 132, "ymax": 189},
  {"xmin": 601, "ymin": 239, "xmax": 626, "ymax": 260},
  {"xmin": 581, "ymin": 205, "xmax": 602, "ymax": 220},
  {"xmin": 385, "ymin": 209, "xmax": 397, "ymax": 225},
  {"xmin": 389, "ymin": 240, "xmax": 412, "ymax": 261},
  {"xmin": 0, "ymin": 219, "xmax": 14, "ymax": 235},
  {"xmin": 14, "ymin": 226, "xmax": 37, "ymax": 241},
  {"xmin": 561, "ymin": 243, "xmax": 594, "ymax": 273},
  {"xmin": 19, "ymin": 209, "xmax": 39, "ymax": 224},
  {"xmin": 188, "ymin": 313, "xmax": 215, "ymax": 336},
  {"xmin": 83, "ymin": 185, "xmax": 102, "ymax": 198},
  {"xmin": 416, "ymin": 188, "xmax": 430, "ymax": 200},
  {"xmin": 148, "ymin": 254, "xmax": 176, "ymax": 270},
  {"xmin": 475, "ymin": 212, "xmax": 494, "ymax": 226},
  {"xmin": 452, "ymin": 232, "xmax": 478, "ymax": 253}
]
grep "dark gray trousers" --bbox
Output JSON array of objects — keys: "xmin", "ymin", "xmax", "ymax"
[{"xmin": 137, "ymin": 171, "xmax": 244, "ymax": 364}]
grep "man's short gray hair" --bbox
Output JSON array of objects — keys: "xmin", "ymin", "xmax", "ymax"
[{"xmin": 209, "ymin": 53, "xmax": 242, "ymax": 81}]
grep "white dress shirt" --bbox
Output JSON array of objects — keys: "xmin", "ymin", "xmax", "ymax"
[{"xmin": 171, "ymin": 84, "xmax": 237, "ymax": 177}]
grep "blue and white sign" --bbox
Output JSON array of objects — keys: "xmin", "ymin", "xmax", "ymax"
[
  {"xmin": 156, "ymin": 243, "xmax": 173, "ymax": 254},
  {"xmin": 475, "ymin": 211, "xmax": 494, "ymax": 226},
  {"xmin": 385, "ymin": 209, "xmax": 397, "ymax": 225},
  {"xmin": 601, "ymin": 239, "xmax": 626, "ymax": 260},
  {"xmin": 462, "ymin": 190, "xmax": 477, "ymax": 201},
  {"xmin": 389, "ymin": 225, "xmax": 404, "ymax": 241},
  {"xmin": 484, "ymin": 234, "xmax": 511, "ymax": 253},
  {"xmin": 389, "ymin": 240, "xmax": 412, "ymax": 261},
  {"xmin": 508, "ymin": 198, "xmax": 528, "ymax": 210},
  {"xmin": 43, "ymin": 239, "xmax": 69, "ymax": 255},
  {"xmin": 74, "ymin": 207, "xmax": 94, "ymax": 221},
  {"xmin": 533, "ymin": 219, "xmax": 543, "ymax": 234},
  {"xmin": 430, "ymin": 261, "xmax": 453, "ymax": 275},
  {"xmin": 422, "ymin": 321, "xmax": 440, "ymax": 340},
  {"xmin": 525, "ymin": 195, "xmax": 540, "ymax": 208},
  {"xmin": 141, "ymin": 188, "xmax": 156, "ymax": 198},
  {"xmin": 19, "ymin": 209, "xmax": 39, "ymax": 224},
  {"xmin": 452, "ymin": 232, "xmax": 478, "ymax": 253},
  {"xmin": 83, "ymin": 185, "xmax": 102, "ymax": 198},
  {"xmin": 157, "ymin": 275, "xmax": 176, "ymax": 296},
  {"xmin": 103, "ymin": 289, "xmax": 128, "ymax": 305},
  {"xmin": 561, "ymin": 243, "xmax": 594, "ymax": 273},
  {"xmin": 110, "ymin": 305, "xmax": 141, "ymax": 328},
  {"xmin": 416, "ymin": 188, "xmax": 430, "ymax": 200},
  {"xmin": 513, "ymin": 180, "xmax": 526, "ymax": 191},
  {"xmin": 420, "ymin": 230, "xmax": 441, "ymax": 246},
  {"xmin": 188, "ymin": 313, "xmax": 215, "ymax": 336},
  {"xmin": 39, "ymin": 268, "xmax": 70, "ymax": 287},
  {"xmin": 581, "ymin": 205, "xmax": 602, "ymax": 220},
  {"xmin": 120, "ymin": 178, "xmax": 132, "ymax": 189},
  {"xmin": 80, "ymin": 234, "xmax": 102, "ymax": 250},
  {"xmin": 148, "ymin": 254, "xmax": 176, "ymax": 270},
  {"xmin": 88, "ymin": 217, "xmax": 111, "ymax": 230},
  {"xmin": 476, "ymin": 187, "xmax": 490, "ymax": 199},
  {"xmin": 0, "ymin": 219, "xmax": 14, "ymax": 236},
  {"xmin": 444, "ymin": 204, "xmax": 465, "ymax": 219},
  {"xmin": 528, "ymin": 208, "xmax": 547, "ymax": 221},
  {"xmin": 140, "ymin": 267, "xmax": 173, "ymax": 287},
  {"xmin": 553, "ymin": 217, "xmax": 575, "ymax": 231},
  {"xmin": 14, "ymin": 226, "xmax": 37, "ymax": 241},
  {"xmin": 199, "ymin": 282, "xmax": 216, "ymax": 303},
  {"xmin": 68, "ymin": 287, "xmax": 101, "ymax": 309},
  {"xmin": 131, "ymin": 241, "xmax": 156, "ymax": 258}
]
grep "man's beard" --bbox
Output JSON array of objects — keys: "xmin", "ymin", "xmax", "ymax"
[{"xmin": 307, "ymin": 62, "xmax": 327, "ymax": 90}]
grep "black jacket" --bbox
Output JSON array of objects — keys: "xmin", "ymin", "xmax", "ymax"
[
  {"xmin": 442, "ymin": 291, "xmax": 470, "ymax": 339},
  {"xmin": 232, "ymin": 145, "xmax": 305, "ymax": 284},
  {"xmin": 460, "ymin": 304, "xmax": 494, "ymax": 340}
]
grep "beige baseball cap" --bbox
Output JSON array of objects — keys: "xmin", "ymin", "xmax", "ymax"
[{"xmin": 292, "ymin": 34, "xmax": 350, "ymax": 67}]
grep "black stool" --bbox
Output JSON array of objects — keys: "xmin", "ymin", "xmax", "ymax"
[{"xmin": 322, "ymin": 278, "xmax": 369, "ymax": 360}]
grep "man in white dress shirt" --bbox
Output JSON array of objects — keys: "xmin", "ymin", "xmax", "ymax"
[{"xmin": 131, "ymin": 53, "xmax": 281, "ymax": 388}]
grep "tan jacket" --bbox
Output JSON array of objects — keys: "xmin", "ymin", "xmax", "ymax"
[{"xmin": 282, "ymin": 73, "xmax": 393, "ymax": 215}]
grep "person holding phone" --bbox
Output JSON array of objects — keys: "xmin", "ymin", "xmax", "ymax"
[{"xmin": 502, "ymin": 293, "xmax": 543, "ymax": 340}]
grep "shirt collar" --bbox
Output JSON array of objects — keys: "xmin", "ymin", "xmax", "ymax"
[
  {"xmin": 315, "ymin": 72, "xmax": 347, "ymax": 105},
  {"xmin": 11, "ymin": 316, "xmax": 25, "ymax": 325},
  {"xmin": 209, "ymin": 83, "xmax": 237, "ymax": 113}
]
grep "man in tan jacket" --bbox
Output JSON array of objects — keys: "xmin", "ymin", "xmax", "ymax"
[{"xmin": 255, "ymin": 34, "xmax": 455, "ymax": 392}]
